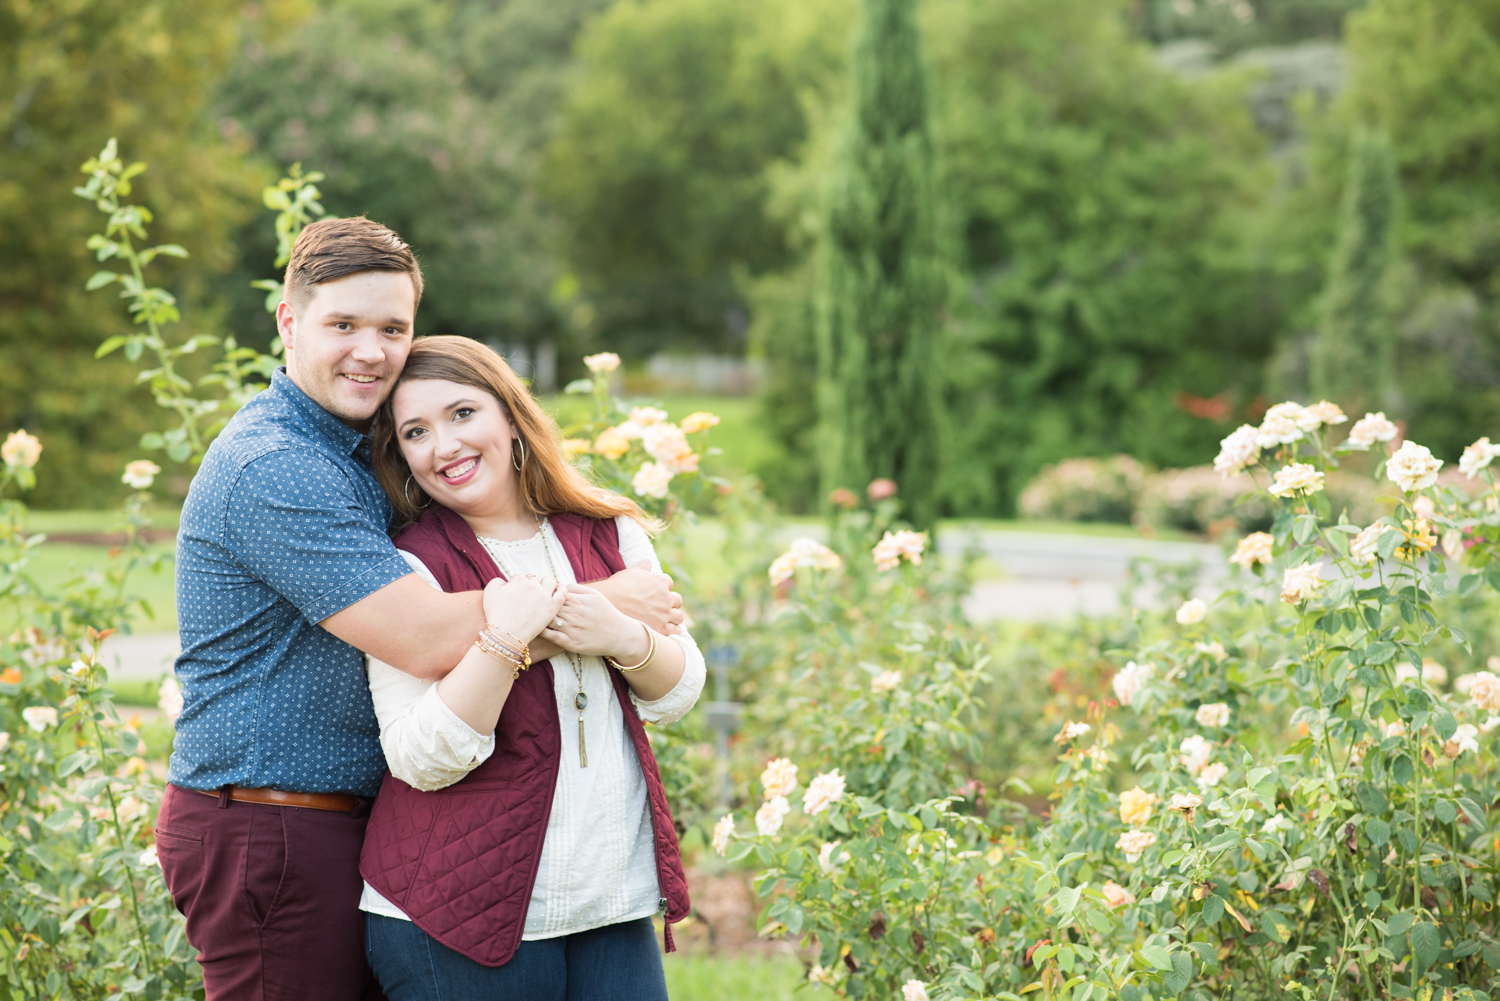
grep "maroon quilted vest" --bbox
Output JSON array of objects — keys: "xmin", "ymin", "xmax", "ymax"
[{"xmin": 359, "ymin": 504, "xmax": 690, "ymax": 966}]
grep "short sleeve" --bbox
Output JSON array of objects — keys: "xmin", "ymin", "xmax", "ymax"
[{"xmin": 223, "ymin": 448, "xmax": 411, "ymax": 624}]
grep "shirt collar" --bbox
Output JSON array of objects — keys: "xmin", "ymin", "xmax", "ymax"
[{"xmin": 270, "ymin": 367, "xmax": 371, "ymax": 458}]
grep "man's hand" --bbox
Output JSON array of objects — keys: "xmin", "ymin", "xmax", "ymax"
[{"xmin": 591, "ymin": 561, "xmax": 685, "ymax": 634}]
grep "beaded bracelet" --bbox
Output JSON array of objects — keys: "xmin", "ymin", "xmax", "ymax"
[{"xmin": 475, "ymin": 626, "xmax": 530, "ymax": 680}]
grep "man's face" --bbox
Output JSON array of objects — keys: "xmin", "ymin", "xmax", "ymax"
[{"xmin": 278, "ymin": 270, "xmax": 417, "ymax": 430}]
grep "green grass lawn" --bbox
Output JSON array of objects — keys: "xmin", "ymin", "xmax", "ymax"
[
  {"xmin": 3, "ymin": 540, "xmax": 177, "ymax": 634},
  {"xmin": 662, "ymin": 953, "xmax": 804, "ymax": 1001}
]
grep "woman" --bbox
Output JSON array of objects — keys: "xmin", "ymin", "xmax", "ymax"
[{"xmin": 357, "ymin": 336, "xmax": 702, "ymax": 1000}]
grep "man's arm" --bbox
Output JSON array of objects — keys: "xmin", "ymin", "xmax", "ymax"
[
  {"xmin": 321, "ymin": 576, "xmax": 562, "ymax": 680},
  {"xmin": 322, "ymin": 563, "xmax": 680, "ymax": 680},
  {"xmin": 591, "ymin": 562, "xmax": 685, "ymax": 634}
]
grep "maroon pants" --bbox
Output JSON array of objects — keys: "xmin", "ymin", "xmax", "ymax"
[{"xmin": 156, "ymin": 784, "xmax": 388, "ymax": 1001}]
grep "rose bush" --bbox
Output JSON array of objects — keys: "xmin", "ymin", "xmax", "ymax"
[{"xmin": 717, "ymin": 399, "xmax": 1500, "ymax": 1000}]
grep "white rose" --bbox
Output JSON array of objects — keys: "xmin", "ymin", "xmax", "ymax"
[
  {"xmin": 711, "ymin": 814, "xmax": 735, "ymax": 856},
  {"xmin": 1256, "ymin": 415, "xmax": 1303, "ymax": 448},
  {"xmin": 1214, "ymin": 425, "xmax": 1261, "ymax": 478},
  {"xmin": 1468, "ymin": 672, "xmax": 1500, "ymax": 715},
  {"xmin": 1386, "ymin": 440, "xmax": 1443, "ymax": 492},
  {"xmin": 1347, "ymin": 412, "xmax": 1398, "ymax": 449},
  {"xmin": 631, "ymin": 461, "xmax": 674, "ymax": 499},
  {"xmin": 1194, "ymin": 703, "xmax": 1230, "ymax": 728},
  {"xmin": 1268, "ymin": 462, "xmax": 1325, "ymax": 498},
  {"xmin": 1111, "ymin": 661, "xmax": 1153, "ymax": 707},
  {"xmin": 21, "ymin": 706, "xmax": 56, "ymax": 732},
  {"xmin": 1196, "ymin": 762, "xmax": 1229, "ymax": 790},
  {"xmin": 1349, "ymin": 524, "xmax": 1391, "ymax": 565},
  {"xmin": 1279, "ymin": 562, "xmax": 1324, "ymax": 604},
  {"xmin": 582, "ymin": 352, "xmax": 621, "ymax": 374},
  {"xmin": 1461, "ymin": 438, "xmax": 1499, "ymax": 479},
  {"xmin": 122, "ymin": 460, "xmax": 161, "ymax": 490},
  {"xmin": 1175, "ymin": 598, "xmax": 1207, "ymax": 625},
  {"xmin": 1179, "ymin": 734, "xmax": 1213, "ymax": 774},
  {"xmin": 755, "ymin": 796, "xmax": 790, "ymax": 836},
  {"xmin": 802, "ymin": 770, "xmax": 847, "ymax": 816}
]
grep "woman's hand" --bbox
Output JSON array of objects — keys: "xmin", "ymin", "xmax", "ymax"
[
  {"xmin": 540, "ymin": 584, "xmax": 650, "ymax": 661},
  {"xmin": 481, "ymin": 575, "xmax": 566, "ymax": 647}
]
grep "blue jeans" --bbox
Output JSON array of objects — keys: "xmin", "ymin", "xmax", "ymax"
[{"xmin": 365, "ymin": 913, "xmax": 669, "ymax": 1001}]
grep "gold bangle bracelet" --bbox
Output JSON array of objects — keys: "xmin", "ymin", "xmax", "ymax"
[{"xmin": 609, "ymin": 622, "xmax": 657, "ymax": 672}]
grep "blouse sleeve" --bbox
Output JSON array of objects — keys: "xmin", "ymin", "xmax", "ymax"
[
  {"xmin": 615, "ymin": 516, "xmax": 706, "ymax": 725},
  {"xmin": 366, "ymin": 550, "xmax": 496, "ymax": 791}
]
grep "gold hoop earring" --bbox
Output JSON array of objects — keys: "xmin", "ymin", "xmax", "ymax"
[
  {"xmin": 403, "ymin": 474, "xmax": 430, "ymax": 511},
  {"xmin": 513, "ymin": 437, "xmax": 527, "ymax": 471}
]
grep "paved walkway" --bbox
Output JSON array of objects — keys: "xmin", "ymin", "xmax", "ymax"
[
  {"xmin": 940, "ymin": 528, "xmax": 1226, "ymax": 622},
  {"xmin": 99, "ymin": 528, "xmax": 1229, "ymax": 678}
]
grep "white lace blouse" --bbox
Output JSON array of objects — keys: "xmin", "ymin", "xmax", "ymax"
[{"xmin": 357, "ymin": 515, "xmax": 705, "ymax": 940}]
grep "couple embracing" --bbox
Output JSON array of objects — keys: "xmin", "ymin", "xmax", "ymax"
[{"xmin": 154, "ymin": 217, "xmax": 700, "ymax": 1001}]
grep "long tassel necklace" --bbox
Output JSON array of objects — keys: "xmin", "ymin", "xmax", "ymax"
[{"xmin": 535, "ymin": 516, "xmax": 590, "ymax": 768}]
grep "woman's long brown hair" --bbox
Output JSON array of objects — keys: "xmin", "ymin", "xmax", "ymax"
[{"xmin": 372, "ymin": 336, "xmax": 657, "ymax": 529}]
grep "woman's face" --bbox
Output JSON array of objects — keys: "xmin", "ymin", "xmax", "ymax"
[{"xmin": 391, "ymin": 378, "xmax": 517, "ymax": 517}]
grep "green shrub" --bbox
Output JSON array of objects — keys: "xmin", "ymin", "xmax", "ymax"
[{"xmin": 1017, "ymin": 456, "xmax": 1146, "ymax": 526}]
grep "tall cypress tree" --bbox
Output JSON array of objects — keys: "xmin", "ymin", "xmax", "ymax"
[
  {"xmin": 1312, "ymin": 128, "xmax": 1399, "ymax": 413},
  {"xmin": 814, "ymin": 0, "xmax": 945, "ymax": 529}
]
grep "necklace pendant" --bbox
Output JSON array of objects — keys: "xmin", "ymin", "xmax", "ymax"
[
  {"xmin": 574, "ymin": 691, "xmax": 588, "ymax": 711},
  {"xmin": 578, "ymin": 715, "xmax": 588, "ymax": 768}
]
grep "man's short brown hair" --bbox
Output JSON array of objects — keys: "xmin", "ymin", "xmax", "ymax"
[{"xmin": 284, "ymin": 216, "xmax": 424, "ymax": 313}]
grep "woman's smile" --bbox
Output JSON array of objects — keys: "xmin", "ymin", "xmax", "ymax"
[{"xmin": 438, "ymin": 455, "xmax": 482, "ymax": 486}]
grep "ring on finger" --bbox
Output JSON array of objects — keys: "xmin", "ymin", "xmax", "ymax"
[{"xmin": 553, "ymin": 618, "xmax": 563, "ymax": 629}]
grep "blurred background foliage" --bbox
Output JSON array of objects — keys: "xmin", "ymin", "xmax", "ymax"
[{"xmin": 4, "ymin": 0, "xmax": 1500, "ymax": 517}]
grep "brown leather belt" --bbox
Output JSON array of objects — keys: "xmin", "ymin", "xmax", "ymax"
[{"xmin": 188, "ymin": 785, "xmax": 360, "ymax": 814}]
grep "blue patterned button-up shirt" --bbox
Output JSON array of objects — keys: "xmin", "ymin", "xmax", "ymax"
[{"xmin": 166, "ymin": 369, "xmax": 412, "ymax": 797}]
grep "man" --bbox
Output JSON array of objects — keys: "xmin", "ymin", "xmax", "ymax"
[{"xmin": 154, "ymin": 217, "xmax": 681, "ymax": 1000}]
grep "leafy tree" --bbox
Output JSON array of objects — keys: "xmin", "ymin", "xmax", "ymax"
[
  {"xmin": 216, "ymin": 0, "xmax": 609, "ymax": 367},
  {"xmin": 928, "ymin": 0, "xmax": 1271, "ymax": 514},
  {"xmin": 541, "ymin": 0, "xmax": 852, "ymax": 356},
  {"xmin": 1336, "ymin": 0, "xmax": 1500, "ymax": 457},
  {"xmin": 813, "ymin": 0, "xmax": 946, "ymax": 529},
  {"xmin": 1311, "ymin": 128, "xmax": 1398, "ymax": 414},
  {"xmin": 0, "ymin": 0, "xmax": 288, "ymax": 506}
]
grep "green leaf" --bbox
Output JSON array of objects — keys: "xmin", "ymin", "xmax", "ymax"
[
  {"xmin": 1410, "ymin": 921, "xmax": 1441, "ymax": 968},
  {"xmin": 1434, "ymin": 711, "xmax": 1458, "ymax": 740},
  {"xmin": 564, "ymin": 379, "xmax": 595, "ymax": 394},
  {"xmin": 86, "ymin": 270, "xmax": 120, "ymax": 290},
  {"xmin": 1435, "ymin": 800, "xmax": 1458, "ymax": 825},
  {"xmin": 1206, "ymin": 831, "xmax": 1240, "ymax": 851},
  {"xmin": 1391, "ymin": 754, "xmax": 1414, "ymax": 784},
  {"xmin": 56, "ymin": 750, "xmax": 95, "ymax": 778},
  {"xmin": 1164, "ymin": 953, "xmax": 1193, "ymax": 996},
  {"xmin": 1378, "ymin": 527, "xmax": 1402, "ymax": 559},
  {"xmin": 1461, "ymin": 573, "xmax": 1485, "ymax": 597},
  {"xmin": 1387, "ymin": 911, "xmax": 1416, "ymax": 936},
  {"xmin": 1458, "ymin": 797, "xmax": 1486, "ymax": 827},
  {"xmin": 1201, "ymin": 894, "xmax": 1224, "ymax": 925},
  {"xmin": 1055, "ymin": 885, "xmax": 1082, "ymax": 918},
  {"xmin": 1365, "ymin": 818, "xmax": 1391, "ymax": 846},
  {"xmin": 95, "ymin": 334, "xmax": 127, "ymax": 357},
  {"xmin": 1140, "ymin": 945, "xmax": 1173, "ymax": 971}
]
